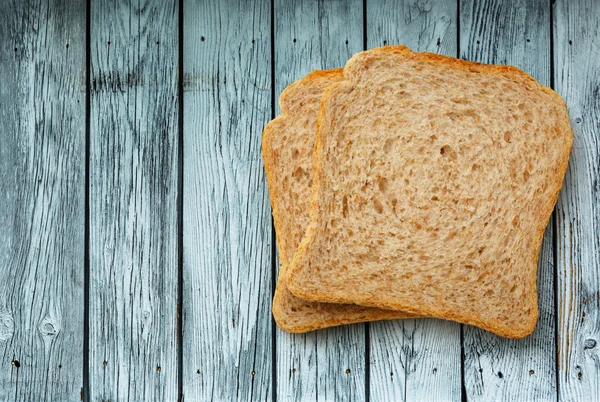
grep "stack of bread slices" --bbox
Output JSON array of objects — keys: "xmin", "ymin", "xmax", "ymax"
[{"xmin": 262, "ymin": 45, "xmax": 572, "ymax": 338}]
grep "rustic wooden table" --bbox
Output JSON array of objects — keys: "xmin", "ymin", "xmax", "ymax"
[{"xmin": 0, "ymin": 0, "xmax": 598, "ymax": 401}]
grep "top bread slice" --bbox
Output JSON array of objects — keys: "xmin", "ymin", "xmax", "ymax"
[
  {"xmin": 262, "ymin": 69, "xmax": 414, "ymax": 333},
  {"xmin": 286, "ymin": 46, "xmax": 573, "ymax": 338}
]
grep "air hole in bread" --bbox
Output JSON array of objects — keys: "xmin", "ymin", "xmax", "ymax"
[
  {"xmin": 378, "ymin": 178, "xmax": 388, "ymax": 192},
  {"xmin": 523, "ymin": 170, "xmax": 530, "ymax": 182},
  {"xmin": 512, "ymin": 215, "xmax": 520, "ymax": 227},
  {"xmin": 504, "ymin": 131, "xmax": 512, "ymax": 143},
  {"xmin": 431, "ymin": 196, "xmax": 439, "ymax": 201},
  {"xmin": 463, "ymin": 109, "xmax": 478, "ymax": 118},
  {"xmin": 383, "ymin": 138, "xmax": 396, "ymax": 153},
  {"xmin": 472, "ymin": 164, "xmax": 481, "ymax": 171},
  {"xmin": 292, "ymin": 166, "xmax": 305, "ymax": 179},
  {"xmin": 337, "ymin": 132, "xmax": 346, "ymax": 147},
  {"xmin": 451, "ymin": 97, "xmax": 469, "ymax": 105},
  {"xmin": 446, "ymin": 112, "xmax": 460, "ymax": 121},
  {"xmin": 440, "ymin": 145, "xmax": 452, "ymax": 156},
  {"xmin": 291, "ymin": 148, "xmax": 299, "ymax": 159},
  {"xmin": 342, "ymin": 195, "xmax": 349, "ymax": 218},
  {"xmin": 373, "ymin": 199, "xmax": 384, "ymax": 214}
]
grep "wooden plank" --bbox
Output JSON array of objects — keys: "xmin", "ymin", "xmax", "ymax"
[
  {"xmin": 366, "ymin": 2, "xmax": 461, "ymax": 401},
  {"xmin": 554, "ymin": 0, "xmax": 600, "ymax": 401},
  {"xmin": 88, "ymin": 1, "xmax": 179, "ymax": 400},
  {"xmin": 0, "ymin": 0, "xmax": 85, "ymax": 400},
  {"xmin": 273, "ymin": 1, "xmax": 366, "ymax": 400},
  {"xmin": 459, "ymin": 1, "xmax": 557, "ymax": 400},
  {"xmin": 182, "ymin": 0, "xmax": 272, "ymax": 400}
]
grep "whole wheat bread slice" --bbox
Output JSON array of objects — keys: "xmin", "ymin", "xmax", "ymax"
[
  {"xmin": 263, "ymin": 69, "xmax": 414, "ymax": 333},
  {"xmin": 286, "ymin": 46, "xmax": 573, "ymax": 338}
]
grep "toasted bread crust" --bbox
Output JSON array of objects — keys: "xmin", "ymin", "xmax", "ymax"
[{"xmin": 287, "ymin": 46, "xmax": 573, "ymax": 338}]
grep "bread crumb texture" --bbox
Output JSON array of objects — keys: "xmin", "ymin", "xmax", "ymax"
[{"xmin": 287, "ymin": 46, "xmax": 573, "ymax": 338}]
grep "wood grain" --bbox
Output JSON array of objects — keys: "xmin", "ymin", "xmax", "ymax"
[
  {"xmin": 460, "ymin": 1, "xmax": 558, "ymax": 400},
  {"xmin": 0, "ymin": 0, "xmax": 85, "ymax": 400},
  {"xmin": 88, "ymin": 1, "xmax": 179, "ymax": 400},
  {"xmin": 273, "ymin": 1, "xmax": 367, "ymax": 400},
  {"xmin": 182, "ymin": 0, "xmax": 272, "ymax": 400},
  {"xmin": 554, "ymin": 0, "xmax": 600, "ymax": 401},
  {"xmin": 366, "ymin": 1, "xmax": 461, "ymax": 401}
]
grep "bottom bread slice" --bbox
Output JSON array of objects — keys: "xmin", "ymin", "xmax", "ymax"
[{"xmin": 262, "ymin": 69, "xmax": 416, "ymax": 332}]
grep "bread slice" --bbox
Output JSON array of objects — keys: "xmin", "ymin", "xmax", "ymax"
[
  {"xmin": 286, "ymin": 46, "xmax": 573, "ymax": 338},
  {"xmin": 263, "ymin": 69, "xmax": 414, "ymax": 333}
]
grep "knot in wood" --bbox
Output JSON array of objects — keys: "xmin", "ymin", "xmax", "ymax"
[
  {"xmin": 0, "ymin": 308, "xmax": 15, "ymax": 342},
  {"xmin": 39, "ymin": 317, "xmax": 60, "ymax": 339}
]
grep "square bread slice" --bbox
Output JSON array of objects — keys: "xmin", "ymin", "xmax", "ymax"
[
  {"xmin": 263, "ymin": 69, "xmax": 415, "ymax": 333},
  {"xmin": 286, "ymin": 46, "xmax": 573, "ymax": 338}
]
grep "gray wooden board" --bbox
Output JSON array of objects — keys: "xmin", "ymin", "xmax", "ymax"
[
  {"xmin": 0, "ymin": 0, "xmax": 85, "ymax": 401},
  {"xmin": 1, "ymin": 1, "xmax": 599, "ymax": 401},
  {"xmin": 273, "ymin": 0, "xmax": 367, "ymax": 401},
  {"xmin": 366, "ymin": 1, "xmax": 462, "ymax": 401},
  {"xmin": 460, "ymin": 1, "xmax": 558, "ymax": 401},
  {"xmin": 182, "ymin": 0, "xmax": 273, "ymax": 400},
  {"xmin": 554, "ymin": 0, "xmax": 600, "ymax": 401},
  {"xmin": 89, "ymin": 0, "xmax": 179, "ymax": 400}
]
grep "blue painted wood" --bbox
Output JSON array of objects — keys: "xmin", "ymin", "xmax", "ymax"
[
  {"xmin": 0, "ymin": 0, "xmax": 85, "ymax": 400},
  {"xmin": 88, "ymin": 0, "xmax": 180, "ymax": 400},
  {"xmin": 554, "ymin": 0, "xmax": 600, "ymax": 401},
  {"xmin": 0, "ymin": 1, "xmax": 596, "ymax": 401},
  {"xmin": 182, "ymin": 0, "xmax": 273, "ymax": 400}
]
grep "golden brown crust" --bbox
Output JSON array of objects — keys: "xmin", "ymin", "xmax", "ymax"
[{"xmin": 287, "ymin": 46, "xmax": 574, "ymax": 339}]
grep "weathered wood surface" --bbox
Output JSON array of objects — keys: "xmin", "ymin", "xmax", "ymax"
[
  {"xmin": 88, "ymin": 1, "xmax": 180, "ymax": 401},
  {"xmin": 1, "ymin": 0, "xmax": 599, "ymax": 401},
  {"xmin": 460, "ymin": 1, "xmax": 558, "ymax": 401},
  {"xmin": 182, "ymin": 0, "xmax": 273, "ymax": 400},
  {"xmin": 554, "ymin": 0, "xmax": 600, "ymax": 401},
  {"xmin": 273, "ymin": 1, "xmax": 367, "ymax": 401},
  {"xmin": 366, "ymin": 1, "xmax": 462, "ymax": 401},
  {"xmin": 0, "ymin": 0, "xmax": 85, "ymax": 401}
]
